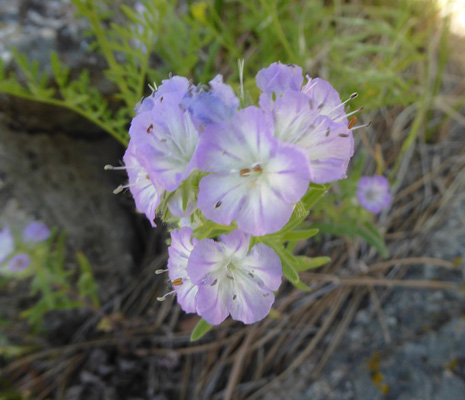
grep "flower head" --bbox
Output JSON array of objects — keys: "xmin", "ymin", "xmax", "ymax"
[
  {"xmin": 23, "ymin": 222, "xmax": 50, "ymax": 243},
  {"xmin": 167, "ymin": 227, "xmax": 199, "ymax": 313},
  {"xmin": 8, "ymin": 253, "xmax": 31, "ymax": 272},
  {"xmin": 0, "ymin": 227, "xmax": 14, "ymax": 264},
  {"xmin": 196, "ymin": 106, "xmax": 311, "ymax": 235},
  {"xmin": 357, "ymin": 175, "xmax": 391, "ymax": 214},
  {"xmin": 187, "ymin": 230, "xmax": 282, "ymax": 325}
]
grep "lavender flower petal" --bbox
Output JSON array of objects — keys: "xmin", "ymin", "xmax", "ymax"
[
  {"xmin": 123, "ymin": 141, "xmax": 164, "ymax": 227},
  {"xmin": 256, "ymin": 62, "xmax": 303, "ymax": 97},
  {"xmin": 167, "ymin": 227, "xmax": 199, "ymax": 313}
]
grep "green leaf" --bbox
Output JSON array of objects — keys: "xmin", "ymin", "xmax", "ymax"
[
  {"xmin": 282, "ymin": 229, "xmax": 319, "ymax": 241},
  {"xmin": 264, "ymin": 241, "xmax": 299, "ymax": 283},
  {"xmin": 314, "ymin": 221, "xmax": 389, "ymax": 258},
  {"xmin": 0, "ymin": 345, "xmax": 36, "ymax": 359},
  {"xmin": 294, "ymin": 256, "xmax": 331, "ymax": 272},
  {"xmin": 191, "ymin": 318, "xmax": 213, "ymax": 341},
  {"xmin": 282, "ymin": 259, "xmax": 299, "ymax": 283},
  {"xmin": 76, "ymin": 251, "xmax": 100, "ymax": 308},
  {"xmin": 280, "ymin": 184, "xmax": 330, "ymax": 233},
  {"xmin": 301, "ymin": 183, "xmax": 330, "ymax": 210},
  {"xmin": 193, "ymin": 220, "xmax": 234, "ymax": 240},
  {"xmin": 358, "ymin": 221, "xmax": 389, "ymax": 258},
  {"xmin": 291, "ymin": 280, "xmax": 311, "ymax": 291}
]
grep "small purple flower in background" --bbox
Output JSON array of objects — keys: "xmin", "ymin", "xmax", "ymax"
[
  {"xmin": 187, "ymin": 230, "xmax": 282, "ymax": 325},
  {"xmin": 0, "ymin": 227, "xmax": 14, "ymax": 264},
  {"xmin": 8, "ymin": 253, "xmax": 31, "ymax": 272},
  {"xmin": 196, "ymin": 106, "xmax": 311, "ymax": 236},
  {"xmin": 357, "ymin": 175, "xmax": 392, "ymax": 214},
  {"xmin": 23, "ymin": 222, "xmax": 50, "ymax": 243},
  {"xmin": 166, "ymin": 227, "xmax": 199, "ymax": 313}
]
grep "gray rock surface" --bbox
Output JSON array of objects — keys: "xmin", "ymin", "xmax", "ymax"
[{"xmin": 0, "ymin": 114, "xmax": 136, "ymax": 302}]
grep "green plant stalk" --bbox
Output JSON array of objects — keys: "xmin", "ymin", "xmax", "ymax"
[{"xmin": 2, "ymin": 89, "xmax": 128, "ymax": 145}]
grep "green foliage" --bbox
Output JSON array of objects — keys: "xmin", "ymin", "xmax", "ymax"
[
  {"xmin": 18, "ymin": 232, "xmax": 100, "ymax": 331},
  {"xmin": 0, "ymin": 0, "xmax": 447, "ymax": 148}
]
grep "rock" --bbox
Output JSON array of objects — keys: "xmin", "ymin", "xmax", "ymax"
[{"xmin": 0, "ymin": 114, "xmax": 136, "ymax": 302}]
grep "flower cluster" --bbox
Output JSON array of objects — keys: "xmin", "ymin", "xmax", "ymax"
[
  {"xmin": 117, "ymin": 62, "xmax": 358, "ymax": 325},
  {"xmin": 0, "ymin": 222, "xmax": 50, "ymax": 276}
]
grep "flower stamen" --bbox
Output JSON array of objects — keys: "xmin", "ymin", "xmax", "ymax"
[
  {"xmin": 172, "ymin": 278, "xmax": 183, "ymax": 286},
  {"xmin": 157, "ymin": 290, "xmax": 176, "ymax": 301},
  {"xmin": 348, "ymin": 116, "xmax": 357, "ymax": 129}
]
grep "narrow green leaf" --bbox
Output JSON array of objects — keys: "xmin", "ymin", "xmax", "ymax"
[
  {"xmin": 358, "ymin": 222, "xmax": 389, "ymax": 258},
  {"xmin": 282, "ymin": 260, "xmax": 299, "ymax": 283},
  {"xmin": 191, "ymin": 318, "xmax": 213, "ymax": 341},
  {"xmin": 291, "ymin": 280, "xmax": 311, "ymax": 291},
  {"xmin": 294, "ymin": 256, "xmax": 331, "ymax": 272},
  {"xmin": 315, "ymin": 222, "xmax": 389, "ymax": 258},
  {"xmin": 301, "ymin": 183, "xmax": 330, "ymax": 210},
  {"xmin": 282, "ymin": 229, "xmax": 319, "ymax": 242}
]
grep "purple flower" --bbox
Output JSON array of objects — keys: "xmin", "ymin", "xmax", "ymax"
[
  {"xmin": 187, "ymin": 230, "xmax": 282, "ymax": 325},
  {"xmin": 0, "ymin": 227, "xmax": 14, "ymax": 264},
  {"xmin": 180, "ymin": 75, "xmax": 240, "ymax": 127},
  {"xmin": 130, "ymin": 96, "xmax": 199, "ymax": 192},
  {"xmin": 270, "ymin": 91, "xmax": 354, "ymax": 183},
  {"xmin": 256, "ymin": 64, "xmax": 355, "ymax": 184},
  {"xmin": 256, "ymin": 62, "xmax": 304, "ymax": 97},
  {"xmin": 123, "ymin": 140, "xmax": 164, "ymax": 227},
  {"xmin": 357, "ymin": 175, "xmax": 392, "ymax": 214},
  {"xmin": 167, "ymin": 227, "xmax": 199, "ymax": 313},
  {"xmin": 23, "ymin": 222, "xmax": 50, "ymax": 243},
  {"xmin": 195, "ymin": 106, "xmax": 311, "ymax": 236},
  {"xmin": 134, "ymin": 76, "xmax": 189, "ymax": 115},
  {"xmin": 8, "ymin": 253, "xmax": 31, "ymax": 272}
]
